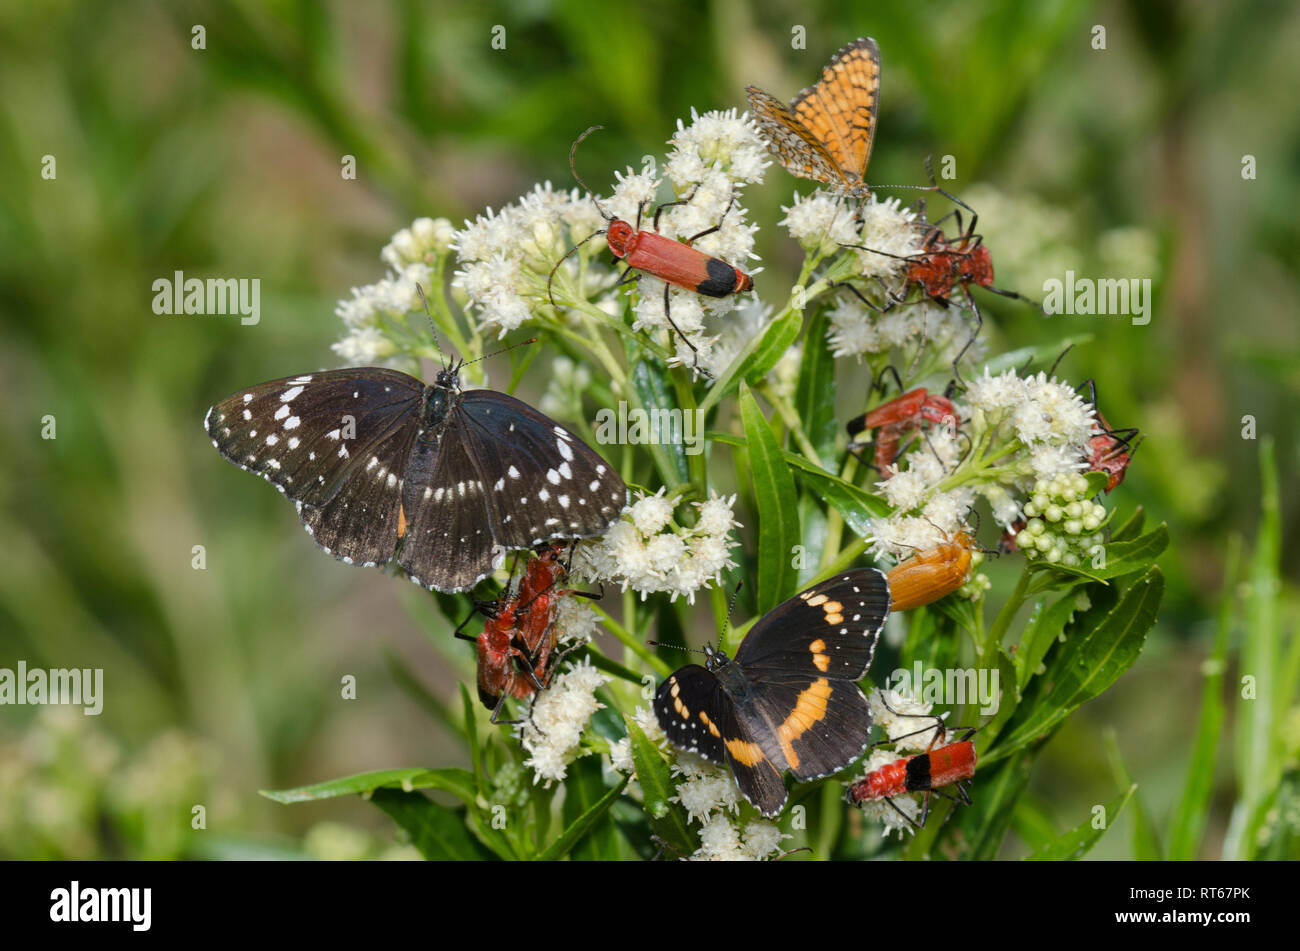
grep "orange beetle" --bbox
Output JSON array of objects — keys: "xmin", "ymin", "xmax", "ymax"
[{"xmin": 885, "ymin": 530, "xmax": 975, "ymax": 612}]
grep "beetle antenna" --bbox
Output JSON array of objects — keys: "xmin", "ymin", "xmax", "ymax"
[{"xmin": 570, "ymin": 125, "xmax": 614, "ymax": 222}]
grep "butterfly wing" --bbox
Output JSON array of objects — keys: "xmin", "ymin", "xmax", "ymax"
[
  {"xmin": 396, "ymin": 407, "xmax": 504, "ymax": 592},
  {"xmin": 654, "ymin": 664, "xmax": 730, "ymax": 764},
  {"xmin": 396, "ymin": 390, "xmax": 624, "ymax": 592},
  {"xmin": 745, "ymin": 84, "xmax": 851, "ymax": 190},
  {"xmin": 456, "ymin": 390, "xmax": 627, "ymax": 547},
  {"xmin": 654, "ymin": 664, "xmax": 789, "ymax": 817},
  {"xmin": 790, "ymin": 37, "xmax": 880, "ymax": 187},
  {"xmin": 735, "ymin": 568, "xmax": 890, "ymax": 683},
  {"xmin": 205, "ymin": 368, "xmax": 425, "ymax": 567},
  {"xmin": 743, "ymin": 677, "xmax": 873, "ymax": 782}
]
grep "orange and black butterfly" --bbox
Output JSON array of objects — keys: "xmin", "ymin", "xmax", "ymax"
[{"xmin": 745, "ymin": 37, "xmax": 881, "ymax": 199}]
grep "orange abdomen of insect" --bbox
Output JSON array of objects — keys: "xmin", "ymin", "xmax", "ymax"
[{"xmin": 886, "ymin": 531, "xmax": 974, "ymax": 612}]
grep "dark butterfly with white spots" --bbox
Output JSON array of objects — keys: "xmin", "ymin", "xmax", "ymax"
[
  {"xmin": 204, "ymin": 364, "xmax": 627, "ymax": 592},
  {"xmin": 653, "ymin": 569, "xmax": 890, "ymax": 817}
]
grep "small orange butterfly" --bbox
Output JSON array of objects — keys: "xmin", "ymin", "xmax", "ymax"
[{"xmin": 746, "ymin": 37, "xmax": 882, "ymax": 199}]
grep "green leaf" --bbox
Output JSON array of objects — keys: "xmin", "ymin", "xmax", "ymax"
[
  {"xmin": 630, "ymin": 357, "xmax": 688, "ymax": 486},
  {"xmin": 626, "ymin": 718, "xmax": 696, "ymax": 856},
  {"xmin": 699, "ymin": 306, "xmax": 802, "ymax": 415},
  {"xmin": 562, "ymin": 756, "xmax": 622, "ymax": 860},
  {"xmin": 535, "ymin": 771, "xmax": 629, "ymax": 861},
  {"xmin": 708, "ymin": 430, "xmax": 889, "ymax": 535},
  {"xmin": 1109, "ymin": 505, "xmax": 1146, "ymax": 542},
  {"xmin": 1024, "ymin": 785, "xmax": 1134, "ymax": 860},
  {"xmin": 793, "ymin": 306, "xmax": 837, "ymax": 465},
  {"xmin": 1104, "ymin": 731, "xmax": 1162, "ymax": 860},
  {"xmin": 989, "ymin": 566, "xmax": 1164, "ymax": 762},
  {"xmin": 1014, "ymin": 591, "xmax": 1079, "ymax": 691},
  {"xmin": 739, "ymin": 383, "xmax": 800, "ymax": 612},
  {"xmin": 369, "ymin": 788, "xmax": 496, "ymax": 861},
  {"xmin": 1167, "ymin": 534, "xmax": 1239, "ymax": 860},
  {"xmin": 461, "ymin": 684, "xmax": 487, "ymax": 797},
  {"xmin": 1031, "ymin": 524, "xmax": 1168, "ymax": 584},
  {"xmin": 260, "ymin": 767, "xmax": 477, "ymax": 805},
  {"xmin": 1011, "ymin": 796, "xmax": 1061, "ymax": 851},
  {"xmin": 1226, "ymin": 437, "xmax": 1282, "ymax": 859}
]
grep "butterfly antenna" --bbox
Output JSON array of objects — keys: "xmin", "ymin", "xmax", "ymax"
[
  {"xmin": 415, "ymin": 283, "xmax": 453, "ymax": 370},
  {"xmin": 645, "ymin": 640, "xmax": 709, "ymax": 657},
  {"xmin": 721, "ymin": 580, "xmax": 744, "ymax": 643},
  {"xmin": 460, "ymin": 338, "xmax": 539, "ymax": 368}
]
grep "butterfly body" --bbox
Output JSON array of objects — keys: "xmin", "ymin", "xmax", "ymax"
[
  {"xmin": 746, "ymin": 37, "xmax": 882, "ymax": 198},
  {"xmin": 205, "ymin": 367, "xmax": 626, "ymax": 593},
  {"xmin": 653, "ymin": 569, "xmax": 890, "ymax": 817}
]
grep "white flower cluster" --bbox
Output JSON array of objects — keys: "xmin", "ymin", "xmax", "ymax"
[
  {"xmin": 577, "ymin": 490, "xmax": 741, "ymax": 604},
  {"xmin": 670, "ymin": 749, "xmax": 786, "ymax": 860},
  {"xmin": 453, "ymin": 183, "xmax": 605, "ymax": 339},
  {"xmin": 517, "ymin": 657, "xmax": 610, "ymax": 784},
  {"xmin": 868, "ymin": 496, "xmax": 973, "ymax": 563},
  {"xmin": 692, "ymin": 814, "xmax": 787, "ymax": 861},
  {"xmin": 864, "ymin": 368, "xmax": 1100, "ymax": 560},
  {"xmin": 331, "ymin": 216, "xmax": 452, "ymax": 365},
  {"xmin": 664, "ymin": 107, "xmax": 770, "ymax": 189}
]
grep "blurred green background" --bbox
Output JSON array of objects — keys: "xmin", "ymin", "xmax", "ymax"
[{"xmin": 1, "ymin": 0, "xmax": 1296, "ymax": 859}]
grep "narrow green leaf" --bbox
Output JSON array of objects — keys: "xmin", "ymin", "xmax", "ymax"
[
  {"xmin": 562, "ymin": 756, "xmax": 622, "ymax": 860},
  {"xmin": 1109, "ymin": 506, "xmax": 1146, "ymax": 542},
  {"xmin": 1226, "ymin": 438, "xmax": 1281, "ymax": 859},
  {"xmin": 989, "ymin": 567, "xmax": 1164, "ymax": 763},
  {"xmin": 260, "ymin": 767, "xmax": 477, "ymax": 805},
  {"xmin": 369, "ymin": 788, "xmax": 495, "ymax": 861},
  {"xmin": 626, "ymin": 718, "xmax": 696, "ymax": 856},
  {"xmin": 1168, "ymin": 534, "xmax": 1239, "ymax": 860},
  {"xmin": 699, "ymin": 307, "xmax": 802, "ymax": 415},
  {"xmin": 793, "ymin": 306, "xmax": 837, "ymax": 465},
  {"xmin": 535, "ymin": 772, "xmax": 629, "ymax": 861},
  {"xmin": 1011, "ymin": 797, "xmax": 1061, "ymax": 851},
  {"xmin": 1024, "ymin": 785, "xmax": 1135, "ymax": 860},
  {"xmin": 1015, "ymin": 591, "xmax": 1079, "ymax": 691},
  {"xmin": 739, "ymin": 383, "xmax": 800, "ymax": 612},
  {"xmin": 630, "ymin": 358, "xmax": 688, "ymax": 486},
  {"xmin": 1104, "ymin": 730, "xmax": 1163, "ymax": 860},
  {"xmin": 461, "ymin": 684, "xmax": 487, "ymax": 797},
  {"xmin": 708, "ymin": 430, "xmax": 889, "ymax": 535}
]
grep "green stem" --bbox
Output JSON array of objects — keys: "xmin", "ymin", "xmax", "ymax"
[
  {"xmin": 595, "ymin": 603, "xmax": 669, "ymax": 678},
  {"xmin": 984, "ymin": 566, "xmax": 1032, "ymax": 660}
]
